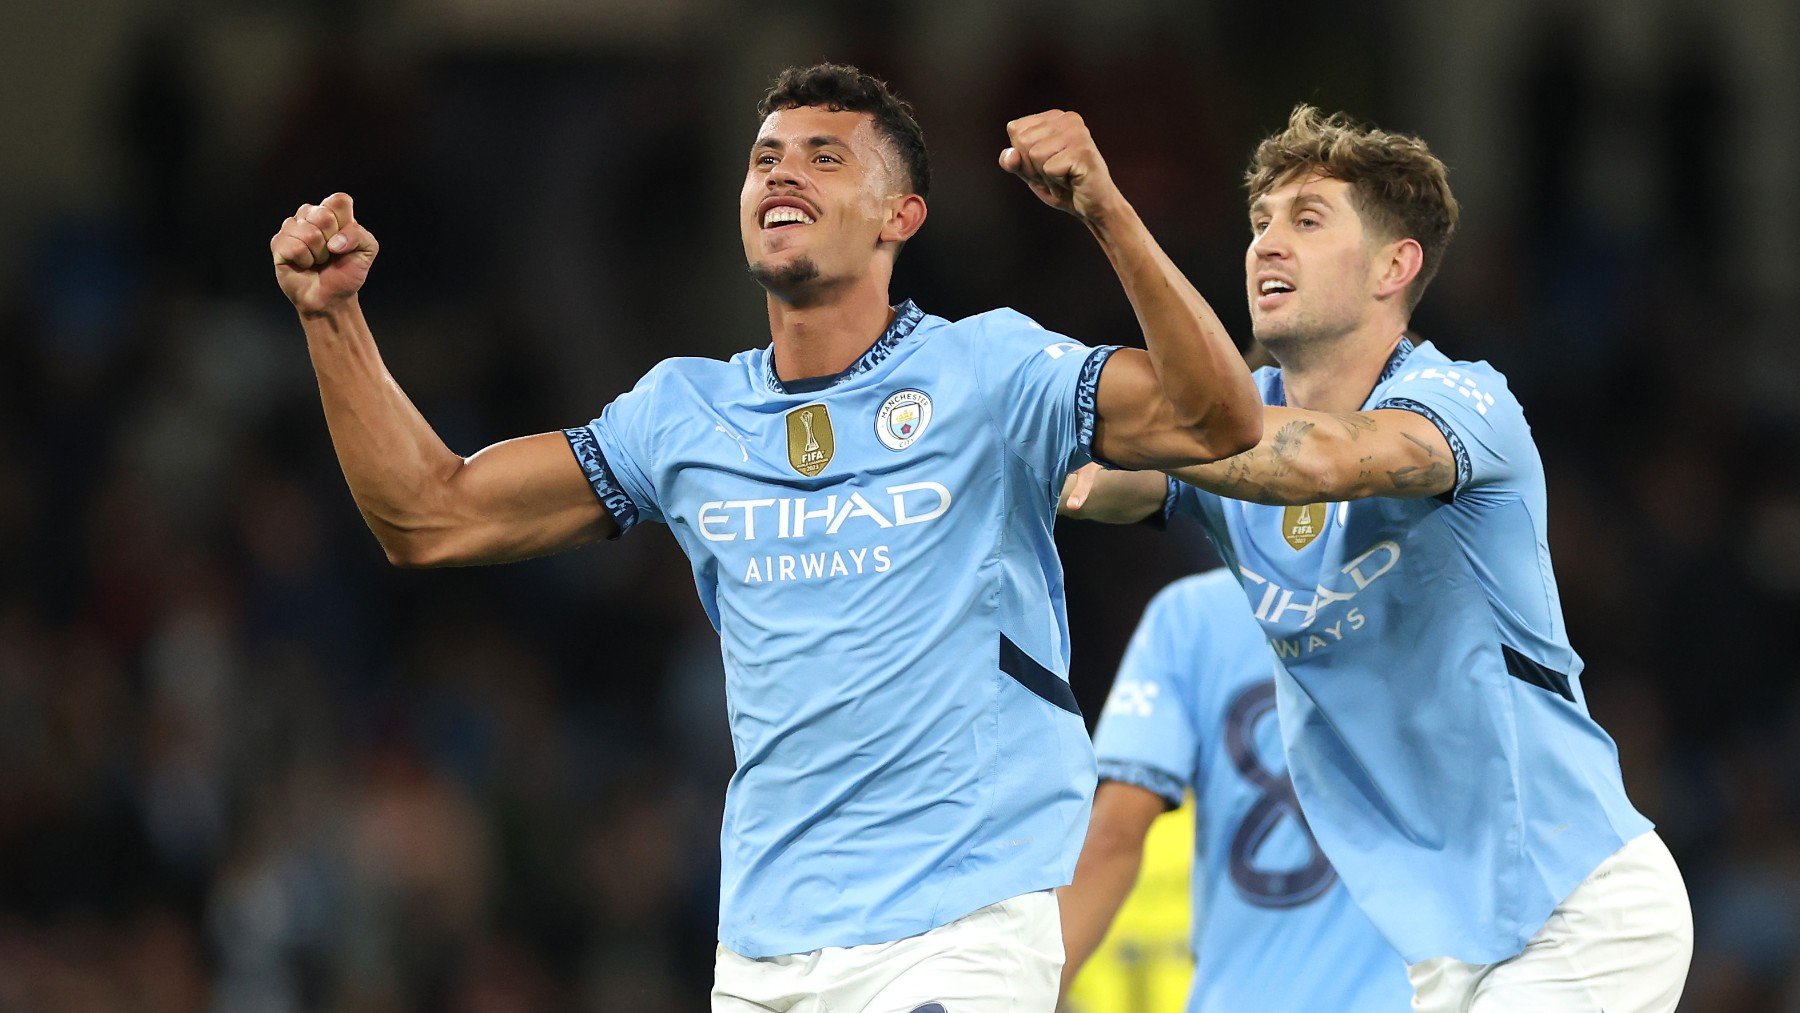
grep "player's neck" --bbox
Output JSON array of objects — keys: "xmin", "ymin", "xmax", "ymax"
[
  {"xmin": 765, "ymin": 285, "xmax": 898, "ymax": 383},
  {"xmin": 1279, "ymin": 325, "xmax": 1409, "ymax": 413}
]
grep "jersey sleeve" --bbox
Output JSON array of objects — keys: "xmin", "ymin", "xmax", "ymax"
[
  {"xmin": 562, "ymin": 363, "xmax": 672, "ymax": 535},
  {"xmin": 968, "ymin": 309, "xmax": 1122, "ymax": 483},
  {"xmin": 1093, "ymin": 588, "xmax": 1201, "ymax": 809},
  {"xmin": 1373, "ymin": 359, "xmax": 1527, "ymax": 500}
]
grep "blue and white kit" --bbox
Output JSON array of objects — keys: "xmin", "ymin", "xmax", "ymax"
[
  {"xmin": 1096, "ymin": 569, "xmax": 1413, "ymax": 1011},
  {"xmin": 1167, "ymin": 339, "xmax": 1652, "ymax": 964},
  {"xmin": 567, "ymin": 301, "xmax": 1114, "ymax": 958}
]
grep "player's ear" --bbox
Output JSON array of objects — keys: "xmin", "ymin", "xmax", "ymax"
[
  {"xmin": 1373, "ymin": 237, "xmax": 1423, "ymax": 302},
  {"xmin": 880, "ymin": 194, "xmax": 927, "ymax": 245}
]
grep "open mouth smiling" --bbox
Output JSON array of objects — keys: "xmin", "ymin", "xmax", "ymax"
[{"xmin": 759, "ymin": 197, "xmax": 818, "ymax": 231}]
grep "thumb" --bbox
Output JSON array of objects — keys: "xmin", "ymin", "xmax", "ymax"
[
  {"xmin": 322, "ymin": 193, "xmax": 357, "ymax": 253},
  {"xmin": 998, "ymin": 147, "xmax": 1021, "ymax": 173}
]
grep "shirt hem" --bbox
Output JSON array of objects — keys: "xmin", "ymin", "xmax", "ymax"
[{"xmin": 717, "ymin": 877, "xmax": 1067, "ymax": 959}]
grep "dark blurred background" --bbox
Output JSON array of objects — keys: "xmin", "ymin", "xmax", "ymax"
[{"xmin": 2, "ymin": 0, "xmax": 1798, "ymax": 1009}]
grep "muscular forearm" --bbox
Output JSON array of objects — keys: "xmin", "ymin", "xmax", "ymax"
[
  {"xmin": 1168, "ymin": 408, "xmax": 1337, "ymax": 506},
  {"xmin": 1086, "ymin": 199, "xmax": 1261, "ymax": 456},
  {"xmin": 1057, "ymin": 842, "xmax": 1146, "ymax": 996},
  {"xmin": 1060, "ymin": 466, "xmax": 1166, "ymax": 523},
  {"xmin": 1170, "ymin": 405, "xmax": 1455, "ymax": 505},
  {"xmin": 301, "ymin": 299, "xmax": 466, "ymax": 559}
]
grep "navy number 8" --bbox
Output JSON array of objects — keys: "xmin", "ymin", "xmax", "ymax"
[{"xmin": 1223, "ymin": 680, "xmax": 1337, "ymax": 908}]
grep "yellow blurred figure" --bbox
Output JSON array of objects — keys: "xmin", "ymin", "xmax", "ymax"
[{"xmin": 1062, "ymin": 799, "xmax": 1195, "ymax": 1012}]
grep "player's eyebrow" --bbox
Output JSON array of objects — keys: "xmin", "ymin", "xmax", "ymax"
[
  {"xmin": 1248, "ymin": 192, "xmax": 1335, "ymax": 220},
  {"xmin": 752, "ymin": 135, "xmax": 852, "ymax": 153}
]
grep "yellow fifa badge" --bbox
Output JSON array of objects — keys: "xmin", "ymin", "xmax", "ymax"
[
  {"xmin": 786, "ymin": 404, "xmax": 835, "ymax": 477},
  {"xmin": 1282, "ymin": 503, "xmax": 1324, "ymax": 550}
]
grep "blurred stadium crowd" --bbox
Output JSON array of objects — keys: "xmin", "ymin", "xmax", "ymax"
[{"xmin": 2, "ymin": 1, "xmax": 1797, "ymax": 1009}]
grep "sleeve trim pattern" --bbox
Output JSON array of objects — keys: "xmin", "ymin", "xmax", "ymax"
[
  {"xmin": 562, "ymin": 427, "xmax": 640, "ymax": 536},
  {"xmin": 1374, "ymin": 396, "xmax": 1472, "ymax": 498},
  {"xmin": 1097, "ymin": 760, "xmax": 1185, "ymax": 810},
  {"xmin": 1161, "ymin": 474, "xmax": 1182, "ymax": 524},
  {"xmin": 1074, "ymin": 344, "xmax": 1123, "ymax": 461}
]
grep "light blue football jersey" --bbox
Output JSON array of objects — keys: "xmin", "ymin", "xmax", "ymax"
[
  {"xmin": 565, "ymin": 301, "xmax": 1112, "ymax": 958},
  {"xmin": 1167, "ymin": 338, "xmax": 1652, "ymax": 964},
  {"xmin": 1095, "ymin": 569, "xmax": 1413, "ymax": 1013}
]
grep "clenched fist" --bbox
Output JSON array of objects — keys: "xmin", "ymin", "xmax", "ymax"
[
  {"xmin": 271, "ymin": 193, "xmax": 378, "ymax": 316},
  {"xmin": 998, "ymin": 110, "xmax": 1124, "ymax": 222}
]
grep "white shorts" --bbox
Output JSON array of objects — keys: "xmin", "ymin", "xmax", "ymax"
[
  {"xmin": 1408, "ymin": 831, "xmax": 1693, "ymax": 1012},
  {"xmin": 710, "ymin": 891, "xmax": 1063, "ymax": 1013}
]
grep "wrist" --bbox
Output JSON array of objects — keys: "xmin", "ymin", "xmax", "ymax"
[
  {"xmin": 1079, "ymin": 194, "xmax": 1139, "ymax": 238},
  {"xmin": 297, "ymin": 294, "xmax": 361, "ymax": 325}
]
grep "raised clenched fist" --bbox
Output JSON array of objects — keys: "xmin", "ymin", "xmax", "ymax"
[
  {"xmin": 998, "ymin": 110, "xmax": 1123, "ymax": 222},
  {"xmin": 270, "ymin": 192, "xmax": 378, "ymax": 316}
]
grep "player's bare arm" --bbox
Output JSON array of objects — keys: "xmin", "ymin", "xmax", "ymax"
[
  {"xmin": 1056, "ymin": 781, "xmax": 1168, "ymax": 996},
  {"xmin": 1169, "ymin": 404, "xmax": 1455, "ymax": 505},
  {"xmin": 1000, "ymin": 111, "xmax": 1261, "ymax": 469},
  {"xmin": 1063, "ymin": 404, "xmax": 1456, "ymax": 522},
  {"xmin": 271, "ymin": 193, "xmax": 614, "ymax": 567}
]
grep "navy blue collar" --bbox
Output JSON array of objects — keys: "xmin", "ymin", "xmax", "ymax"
[
  {"xmin": 763, "ymin": 300, "xmax": 926, "ymax": 395},
  {"xmin": 1269, "ymin": 335, "xmax": 1416, "ymax": 409}
]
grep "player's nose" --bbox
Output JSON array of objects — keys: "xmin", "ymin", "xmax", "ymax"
[
  {"xmin": 766, "ymin": 152, "xmax": 809, "ymax": 190},
  {"xmin": 1250, "ymin": 226, "xmax": 1290, "ymax": 259}
]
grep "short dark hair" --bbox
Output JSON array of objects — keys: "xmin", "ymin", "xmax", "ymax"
[
  {"xmin": 1247, "ymin": 105, "xmax": 1459, "ymax": 314},
  {"xmin": 757, "ymin": 64, "xmax": 931, "ymax": 199}
]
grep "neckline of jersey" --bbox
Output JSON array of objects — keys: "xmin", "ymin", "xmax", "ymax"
[
  {"xmin": 762, "ymin": 300, "xmax": 926, "ymax": 395},
  {"xmin": 1268, "ymin": 335, "xmax": 1417, "ymax": 409}
]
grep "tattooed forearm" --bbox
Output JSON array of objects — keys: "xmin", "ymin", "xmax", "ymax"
[
  {"xmin": 1208, "ymin": 451, "xmax": 1281, "ymax": 501},
  {"xmin": 1174, "ymin": 421, "xmax": 1317, "ymax": 504},
  {"xmin": 1331, "ymin": 412, "xmax": 1378, "ymax": 440},
  {"xmin": 1270, "ymin": 420, "xmax": 1315, "ymax": 461},
  {"xmin": 1387, "ymin": 462, "xmax": 1453, "ymax": 490},
  {"xmin": 1169, "ymin": 406, "xmax": 1455, "ymax": 504},
  {"xmin": 1385, "ymin": 432, "xmax": 1453, "ymax": 493}
]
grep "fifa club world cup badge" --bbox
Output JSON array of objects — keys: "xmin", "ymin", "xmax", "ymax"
[
  {"xmin": 875, "ymin": 389, "xmax": 933, "ymax": 451},
  {"xmin": 1282, "ymin": 503, "xmax": 1324, "ymax": 550},
  {"xmin": 786, "ymin": 403, "xmax": 835, "ymax": 477}
]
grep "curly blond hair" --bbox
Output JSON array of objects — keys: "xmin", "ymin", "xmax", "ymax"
[{"xmin": 1247, "ymin": 105, "xmax": 1459, "ymax": 312}]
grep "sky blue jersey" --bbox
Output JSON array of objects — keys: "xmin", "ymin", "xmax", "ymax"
[
  {"xmin": 1167, "ymin": 339, "xmax": 1651, "ymax": 965},
  {"xmin": 1095, "ymin": 570, "xmax": 1413, "ymax": 1012},
  {"xmin": 564, "ymin": 301, "xmax": 1112, "ymax": 958}
]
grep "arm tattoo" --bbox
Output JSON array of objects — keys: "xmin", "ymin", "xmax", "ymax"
[
  {"xmin": 1331, "ymin": 412, "xmax": 1378, "ymax": 440},
  {"xmin": 1178, "ymin": 420, "xmax": 1314, "ymax": 504},
  {"xmin": 1387, "ymin": 462, "xmax": 1453, "ymax": 490},
  {"xmin": 1385, "ymin": 431, "xmax": 1453, "ymax": 492},
  {"xmin": 1270, "ymin": 421, "xmax": 1314, "ymax": 461},
  {"xmin": 1182, "ymin": 412, "xmax": 1454, "ymax": 503}
]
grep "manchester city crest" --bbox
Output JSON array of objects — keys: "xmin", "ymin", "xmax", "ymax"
[{"xmin": 875, "ymin": 389, "xmax": 933, "ymax": 451}]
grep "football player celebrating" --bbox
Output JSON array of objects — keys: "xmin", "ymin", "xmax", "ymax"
[
  {"xmin": 269, "ymin": 64, "xmax": 1259, "ymax": 1010},
  {"xmin": 1062, "ymin": 106, "xmax": 1692, "ymax": 1011}
]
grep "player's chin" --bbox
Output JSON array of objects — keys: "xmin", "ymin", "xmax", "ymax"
[
  {"xmin": 1249, "ymin": 315, "xmax": 1304, "ymax": 349},
  {"xmin": 747, "ymin": 254, "xmax": 823, "ymax": 297}
]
